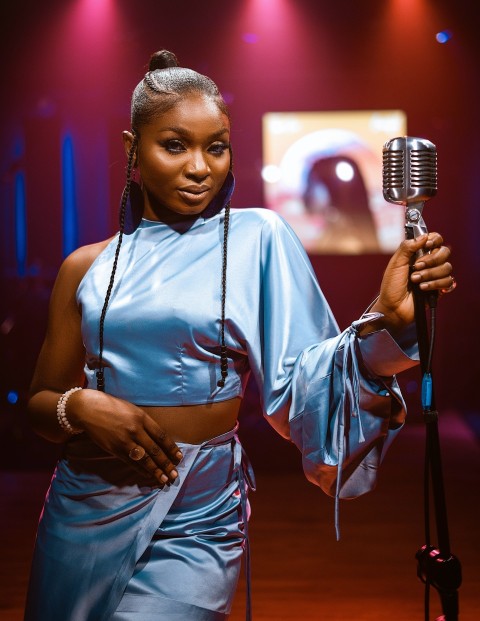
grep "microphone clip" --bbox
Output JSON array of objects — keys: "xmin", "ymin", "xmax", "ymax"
[{"xmin": 405, "ymin": 202, "xmax": 428, "ymax": 245}]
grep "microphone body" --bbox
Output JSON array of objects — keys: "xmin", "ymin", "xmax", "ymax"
[{"xmin": 382, "ymin": 136, "xmax": 437, "ymax": 256}]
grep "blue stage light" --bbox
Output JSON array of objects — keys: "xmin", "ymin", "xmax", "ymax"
[
  {"xmin": 14, "ymin": 172, "xmax": 27, "ymax": 276},
  {"xmin": 7, "ymin": 391, "xmax": 19, "ymax": 405},
  {"xmin": 62, "ymin": 134, "xmax": 78, "ymax": 258},
  {"xmin": 436, "ymin": 30, "xmax": 452, "ymax": 44}
]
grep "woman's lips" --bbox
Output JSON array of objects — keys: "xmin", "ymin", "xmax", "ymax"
[{"xmin": 177, "ymin": 186, "xmax": 210, "ymax": 203}]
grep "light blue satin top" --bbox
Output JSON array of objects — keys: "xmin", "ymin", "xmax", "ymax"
[
  {"xmin": 77, "ymin": 206, "xmax": 417, "ymax": 441},
  {"xmin": 77, "ymin": 208, "xmax": 334, "ymax": 405}
]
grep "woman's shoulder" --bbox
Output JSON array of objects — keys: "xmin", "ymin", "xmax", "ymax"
[
  {"xmin": 57, "ymin": 238, "xmax": 114, "ymax": 288},
  {"xmin": 230, "ymin": 207, "xmax": 302, "ymax": 247},
  {"xmin": 230, "ymin": 207, "xmax": 292, "ymax": 234},
  {"xmin": 230, "ymin": 206, "xmax": 283, "ymax": 223},
  {"xmin": 45, "ymin": 237, "xmax": 115, "ymax": 316}
]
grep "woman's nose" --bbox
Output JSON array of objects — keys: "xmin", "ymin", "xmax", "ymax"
[{"xmin": 185, "ymin": 150, "xmax": 209, "ymax": 179}]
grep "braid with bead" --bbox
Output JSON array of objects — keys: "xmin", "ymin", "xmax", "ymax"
[
  {"xmin": 217, "ymin": 200, "xmax": 230, "ymax": 387},
  {"xmin": 97, "ymin": 50, "xmax": 233, "ymax": 392},
  {"xmin": 96, "ymin": 136, "xmax": 137, "ymax": 391}
]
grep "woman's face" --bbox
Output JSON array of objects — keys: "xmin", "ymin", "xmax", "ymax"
[{"xmin": 126, "ymin": 93, "xmax": 231, "ymax": 221}]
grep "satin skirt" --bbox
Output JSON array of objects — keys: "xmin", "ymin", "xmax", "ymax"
[{"xmin": 24, "ymin": 427, "xmax": 254, "ymax": 621}]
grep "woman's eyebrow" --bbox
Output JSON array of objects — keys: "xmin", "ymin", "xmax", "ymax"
[{"xmin": 156, "ymin": 126, "xmax": 230, "ymax": 140}]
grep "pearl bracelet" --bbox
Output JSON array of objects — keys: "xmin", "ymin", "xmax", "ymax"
[{"xmin": 56, "ymin": 387, "xmax": 84, "ymax": 435}]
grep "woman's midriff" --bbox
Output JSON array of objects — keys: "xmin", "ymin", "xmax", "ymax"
[{"xmin": 140, "ymin": 397, "xmax": 242, "ymax": 444}]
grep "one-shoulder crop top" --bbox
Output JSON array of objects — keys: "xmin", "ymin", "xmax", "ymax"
[{"xmin": 76, "ymin": 207, "xmax": 341, "ymax": 412}]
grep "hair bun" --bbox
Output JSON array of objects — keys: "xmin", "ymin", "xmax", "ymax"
[{"xmin": 148, "ymin": 50, "xmax": 179, "ymax": 71}]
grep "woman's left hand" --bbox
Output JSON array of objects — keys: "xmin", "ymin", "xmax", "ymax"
[{"xmin": 371, "ymin": 232, "xmax": 454, "ymax": 333}]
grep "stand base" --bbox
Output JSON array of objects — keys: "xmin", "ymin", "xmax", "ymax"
[{"xmin": 416, "ymin": 545, "xmax": 462, "ymax": 621}]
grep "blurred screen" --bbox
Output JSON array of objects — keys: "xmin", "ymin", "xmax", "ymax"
[{"xmin": 262, "ymin": 110, "xmax": 407, "ymax": 254}]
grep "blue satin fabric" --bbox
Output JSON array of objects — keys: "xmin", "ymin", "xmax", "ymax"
[
  {"xmin": 26, "ymin": 207, "xmax": 420, "ymax": 619},
  {"xmin": 76, "ymin": 208, "xmax": 340, "ymax": 408},
  {"xmin": 76, "ymin": 208, "xmax": 417, "ymax": 430},
  {"xmin": 24, "ymin": 427, "xmax": 253, "ymax": 621},
  {"xmin": 75, "ymin": 206, "xmax": 419, "ymax": 531},
  {"xmin": 288, "ymin": 315, "xmax": 417, "ymax": 538}
]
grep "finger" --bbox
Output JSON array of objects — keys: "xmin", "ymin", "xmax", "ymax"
[
  {"xmin": 391, "ymin": 235, "xmax": 430, "ymax": 268},
  {"xmin": 147, "ymin": 443, "xmax": 179, "ymax": 482},
  {"xmin": 413, "ymin": 245, "xmax": 451, "ymax": 271},
  {"xmin": 440, "ymin": 275, "xmax": 457, "ymax": 294},
  {"xmin": 140, "ymin": 450, "xmax": 175, "ymax": 485},
  {"xmin": 144, "ymin": 418, "xmax": 183, "ymax": 464},
  {"xmin": 419, "ymin": 270, "xmax": 456, "ymax": 291},
  {"xmin": 423, "ymin": 231, "xmax": 444, "ymax": 249},
  {"xmin": 125, "ymin": 445, "xmax": 166, "ymax": 486},
  {"xmin": 411, "ymin": 260, "xmax": 452, "ymax": 287},
  {"xmin": 127, "ymin": 440, "xmax": 175, "ymax": 485},
  {"xmin": 400, "ymin": 232, "xmax": 445, "ymax": 262},
  {"xmin": 412, "ymin": 271, "xmax": 454, "ymax": 291},
  {"xmin": 134, "ymin": 426, "xmax": 182, "ymax": 484}
]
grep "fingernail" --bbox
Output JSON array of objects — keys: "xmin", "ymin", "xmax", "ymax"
[
  {"xmin": 411, "ymin": 273, "xmax": 422, "ymax": 282},
  {"xmin": 170, "ymin": 469, "xmax": 178, "ymax": 480},
  {"xmin": 414, "ymin": 261, "xmax": 426, "ymax": 270},
  {"xmin": 419, "ymin": 282, "xmax": 429, "ymax": 290},
  {"xmin": 160, "ymin": 474, "xmax": 169, "ymax": 483},
  {"xmin": 176, "ymin": 451, "xmax": 183, "ymax": 461}
]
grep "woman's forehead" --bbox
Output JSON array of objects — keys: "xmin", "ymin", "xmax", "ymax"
[{"xmin": 148, "ymin": 93, "xmax": 230, "ymax": 136}]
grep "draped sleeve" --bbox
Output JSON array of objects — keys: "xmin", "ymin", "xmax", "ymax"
[{"xmin": 242, "ymin": 210, "xmax": 418, "ymax": 527}]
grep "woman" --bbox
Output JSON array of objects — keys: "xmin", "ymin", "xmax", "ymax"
[{"xmin": 24, "ymin": 50, "xmax": 454, "ymax": 621}]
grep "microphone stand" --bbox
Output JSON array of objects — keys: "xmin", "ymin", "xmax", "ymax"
[{"xmin": 406, "ymin": 212, "xmax": 462, "ymax": 621}]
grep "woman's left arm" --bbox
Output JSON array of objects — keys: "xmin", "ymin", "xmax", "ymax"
[
  {"xmin": 287, "ymin": 231, "xmax": 454, "ymax": 507},
  {"xmin": 245, "ymin": 213, "xmax": 454, "ymax": 508}
]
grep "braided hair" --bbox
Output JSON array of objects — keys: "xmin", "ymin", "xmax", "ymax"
[
  {"xmin": 131, "ymin": 50, "xmax": 230, "ymax": 131},
  {"xmin": 96, "ymin": 50, "xmax": 232, "ymax": 391}
]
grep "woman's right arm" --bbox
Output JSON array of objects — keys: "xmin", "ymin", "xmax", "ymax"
[
  {"xmin": 27, "ymin": 244, "xmax": 102, "ymax": 443},
  {"xmin": 27, "ymin": 243, "xmax": 182, "ymax": 485}
]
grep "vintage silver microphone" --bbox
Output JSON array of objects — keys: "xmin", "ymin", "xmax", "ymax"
[
  {"xmin": 383, "ymin": 137, "xmax": 462, "ymax": 621},
  {"xmin": 382, "ymin": 136, "xmax": 437, "ymax": 255}
]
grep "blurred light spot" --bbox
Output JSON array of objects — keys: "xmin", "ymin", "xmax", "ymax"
[
  {"xmin": 436, "ymin": 30, "xmax": 452, "ymax": 44},
  {"xmin": 370, "ymin": 111, "xmax": 406, "ymax": 134},
  {"xmin": 1, "ymin": 317, "xmax": 15, "ymax": 336},
  {"xmin": 62, "ymin": 134, "xmax": 78, "ymax": 257},
  {"xmin": 7, "ymin": 391, "xmax": 19, "ymax": 405},
  {"xmin": 14, "ymin": 172, "xmax": 27, "ymax": 276},
  {"xmin": 335, "ymin": 161, "xmax": 354, "ymax": 182},
  {"xmin": 35, "ymin": 97, "xmax": 57, "ymax": 118},
  {"xmin": 13, "ymin": 136, "xmax": 24, "ymax": 159},
  {"xmin": 242, "ymin": 32, "xmax": 259, "ymax": 44},
  {"xmin": 406, "ymin": 380, "xmax": 418, "ymax": 394},
  {"xmin": 262, "ymin": 164, "xmax": 281, "ymax": 183},
  {"xmin": 222, "ymin": 91, "xmax": 235, "ymax": 105}
]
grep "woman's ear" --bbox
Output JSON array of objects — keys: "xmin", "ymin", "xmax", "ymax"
[{"xmin": 122, "ymin": 130, "xmax": 137, "ymax": 164}]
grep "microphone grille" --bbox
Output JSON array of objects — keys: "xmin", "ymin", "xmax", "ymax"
[
  {"xmin": 382, "ymin": 144, "xmax": 405, "ymax": 203},
  {"xmin": 382, "ymin": 136, "xmax": 437, "ymax": 205},
  {"xmin": 410, "ymin": 145, "xmax": 437, "ymax": 192}
]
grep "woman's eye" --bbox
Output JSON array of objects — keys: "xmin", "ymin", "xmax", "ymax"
[
  {"xmin": 209, "ymin": 142, "xmax": 230, "ymax": 156},
  {"xmin": 163, "ymin": 140, "xmax": 185, "ymax": 153}
]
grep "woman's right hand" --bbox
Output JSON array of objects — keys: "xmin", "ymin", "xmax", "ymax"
[{"xmin": 66, "ymin": 388, "xmax": 183, "ymax": 486}]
